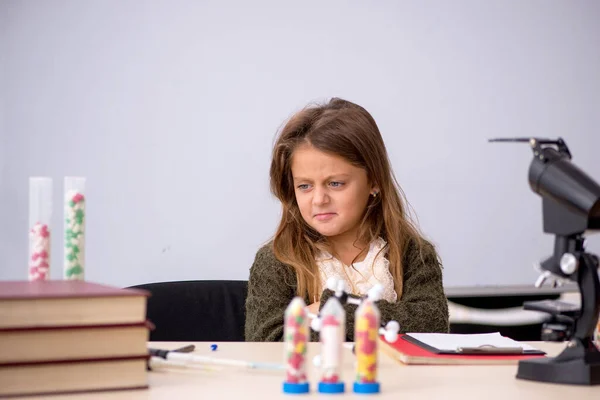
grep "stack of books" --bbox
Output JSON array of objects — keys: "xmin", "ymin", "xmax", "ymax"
[{"xmin": 0, "ymin": 280, "xmax": 150, "ymax": 397}]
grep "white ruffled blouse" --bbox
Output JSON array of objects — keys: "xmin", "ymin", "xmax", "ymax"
[{"xmin": 316, "ymin": 237, "xmax": 398, "ymax": 303}]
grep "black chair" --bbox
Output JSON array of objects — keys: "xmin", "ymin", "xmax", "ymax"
[{"xmin": 128, "ymin": 280, "xmax": 248, "ymax": 342}]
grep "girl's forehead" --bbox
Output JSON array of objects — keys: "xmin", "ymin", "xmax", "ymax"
[{"xmin": 291, "ymin": 145, "xmax": 362, "ymax": 180}]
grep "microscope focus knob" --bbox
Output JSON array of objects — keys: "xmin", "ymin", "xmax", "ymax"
[{"xmin": 560, "ymin": 253, "xmax": 579, "ymax": 275}]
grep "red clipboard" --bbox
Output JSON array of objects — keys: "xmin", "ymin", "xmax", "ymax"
[{"xmin": 379, "ymin": 334, "xmax": 547, "ymax": 365}]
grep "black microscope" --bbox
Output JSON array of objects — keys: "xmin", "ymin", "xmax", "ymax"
[{"xmin": 490, "ymin": 137, "xmax": 600, "ymax": 385}]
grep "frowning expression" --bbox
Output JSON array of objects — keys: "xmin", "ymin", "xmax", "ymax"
[{"xmin": 291, "ymin": 143, "xmax": 375, "ymax": 240}]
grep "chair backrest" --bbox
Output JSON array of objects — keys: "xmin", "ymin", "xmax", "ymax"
[{"xmin": 128, "ymin": 280, "xmax": 248, "ymax": 342}]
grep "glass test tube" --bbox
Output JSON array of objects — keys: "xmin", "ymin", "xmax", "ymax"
[
  {"xmin": 64, "ymin": 177, "xmax": 86, "ymax": 280},
  {"xmin": 29, "ymin": 177, "xmax": 52, "ymax": 281},
  {"xmin": 353, "ymin": 299, "xmax": 381, "ymax": 394},
  {"xmin": 318, "ymin": 296, "xmax": 346, "ymax": 393},
  {"xmin": 283, "ymin": 297, "xmax": 310, "ymax": 394}
]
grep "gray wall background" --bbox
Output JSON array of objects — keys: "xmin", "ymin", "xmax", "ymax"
[{"xmin": 1, "ymin": 0, "xmax": 599, "ymax": 290}]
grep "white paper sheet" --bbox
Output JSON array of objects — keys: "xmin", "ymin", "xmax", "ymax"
[{"xmin": 405, "ymin": 332, "xmax": 542, "ymax": 353}]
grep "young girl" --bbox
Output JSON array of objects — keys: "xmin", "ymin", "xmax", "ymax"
[{"xmin": 245, "ymin": 98, "xmax": 449, "ymax": 342}]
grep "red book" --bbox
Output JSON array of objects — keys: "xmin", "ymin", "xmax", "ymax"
[
  {"xmin": 380, "ymin": 334, "xmax": 546, "ymax": 365},
  {"xmin": 0, "ymin": 280, "xmax": 149, "ymax": 329}
]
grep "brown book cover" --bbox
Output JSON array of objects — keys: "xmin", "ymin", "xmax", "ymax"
[
  {"xmin": 0, "ymin": 355, "xmax": 149, "ymax": 397},
  {"xmin": 0, "ymin": 321, "xmax": 153, "ymax": 364},
  {"xmin": 0, "ymin": 280, "xmax": 150, "ymax": 329},
  {"xmin": 0, "ymin": 280, "xmax": 149, "ymax": 300}
]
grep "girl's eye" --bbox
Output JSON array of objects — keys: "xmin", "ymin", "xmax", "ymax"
[
  {"xmin": 329, "ymin": 181, "xmax": 344, "ymax": 188},
  {"xmin": 297, "ymin": 184, "xmax": 310, "ymax": 190}
]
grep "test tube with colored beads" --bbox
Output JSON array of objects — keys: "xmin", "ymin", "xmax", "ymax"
[
  {"xmin": 353, "ymin": 299, "xmax": 381, "ymax": 394},
  {"xmin": 283, "ymin": 297, "xmax": 310, "ymax": 394},
  {"xmin": 28, "ymin": 177, "xmax": 52, "ymax": 281},
  {"xmin": 64, "ymin": 177, "xmax": 86, "ymax": 280},
  {"xmin": 318, "ymin": 297, "xmax": 346, "ymax": 394}
]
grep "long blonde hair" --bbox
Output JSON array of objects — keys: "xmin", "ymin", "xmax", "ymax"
[{"xmin": 270, "ymin": 98, "xmax": 424, "ymax": 300}]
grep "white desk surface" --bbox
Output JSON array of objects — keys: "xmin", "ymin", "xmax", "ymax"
[{"xmin": 26, "ymin": 340, "xmax": 600, "ymax": 400}]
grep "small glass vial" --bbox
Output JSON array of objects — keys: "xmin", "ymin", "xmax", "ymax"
[
  {"xmin": 283, "ymin": 297, "xmax": 310, "ymax": 394},
  {"xmin": 29, "ymin": 177, "xmax": 52, "ymax": 281},
  {"xmin": 353, "ymin": 298, "xmax": 381, "ymax": 394},
  {"xmin": 64, "ymin": 177, "xmax": 86, "ymax": 280},
  {"xmin": 318, "ymin": 297, "xmax": 346, "ymax": 394}
]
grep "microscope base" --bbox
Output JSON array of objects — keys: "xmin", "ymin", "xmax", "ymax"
[{"xmin": 517, "ymin": 354, "xmax": 600, "ymax": 385}]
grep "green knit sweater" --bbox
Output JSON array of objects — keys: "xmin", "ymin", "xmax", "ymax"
[{"xmin": 244, "ymin": 237, "xmax": 449, "ymax": 342}]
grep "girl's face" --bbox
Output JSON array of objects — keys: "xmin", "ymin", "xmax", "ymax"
[{"xmin": 291, "ymin": 143, "xmax": 376, "ymax": 243}]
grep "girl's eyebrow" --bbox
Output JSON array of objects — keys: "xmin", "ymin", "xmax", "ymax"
[{"xmin": 293, "ymin": 174, "xmax": 351, "ymax": 182}]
